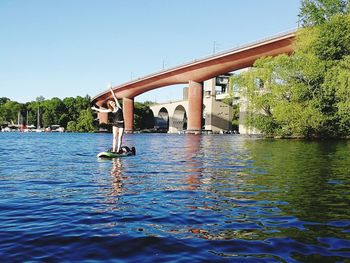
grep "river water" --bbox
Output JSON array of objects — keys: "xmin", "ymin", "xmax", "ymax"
[{"xmin": 0, "ymin": 132, "xmax": 349, "ymax": 262}]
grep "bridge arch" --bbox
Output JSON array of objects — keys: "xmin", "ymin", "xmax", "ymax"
[
  {"xmin": 202, "ymin": 104, "xmax": 206, "ymax": 130},
  {"xmin": 155, "ymin": 107, "xmax": 169, "ymax": 131},
  {"xmin": 170, "ymin": 105, "xmax": 187, "ymax": 133}
]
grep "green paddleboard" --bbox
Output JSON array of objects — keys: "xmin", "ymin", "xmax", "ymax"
[{"xmin": 97, "ymin": 147, "xmax": 136, "ymax": 158}]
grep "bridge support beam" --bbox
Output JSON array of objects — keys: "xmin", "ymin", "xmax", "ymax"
[
  {"xmin": 187, "ymin": 80, "xmax": 203, "ymax": 134},
  {"xmin": 123, "ymin": 97, "xmax": 134, "ymax": 133},
  {"xmin": 98, "ymin": 112, "xmax": 108, "ymax": 124},
  {"xmin": 96, "ymin": 101, "xmax": 108, "ymax": 125}
]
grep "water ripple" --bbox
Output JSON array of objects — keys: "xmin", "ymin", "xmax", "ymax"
[{"xmin": 0, "ymin": 133, "xmax": 349, "ymax": 261}]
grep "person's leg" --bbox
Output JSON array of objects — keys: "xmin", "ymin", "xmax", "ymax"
[
  {"xmin": 112, "ymin": 126, "xmax": 118, "ymax": 152},
  {"xmin": 116, "ymin": 127, "xmax": 124, "ymax": 153}
]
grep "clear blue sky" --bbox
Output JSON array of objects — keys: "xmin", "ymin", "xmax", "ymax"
[{"xmin": 0, "ymin": 0, "xmax": 301, "ymax": 103}]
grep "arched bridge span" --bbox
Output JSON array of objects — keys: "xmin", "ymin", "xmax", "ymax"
[{"xmin": 92, "ymin": 30, "xmax": 296, "ymax": 132}]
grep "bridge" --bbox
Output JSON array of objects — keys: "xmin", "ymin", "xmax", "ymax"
[
  {"xmin": 91, "ymin": 30, "xmax": 296, "ymax": 133},
  {"xmin": 150, "ymin": 76, "xmax": 234, "ymax": 134}
]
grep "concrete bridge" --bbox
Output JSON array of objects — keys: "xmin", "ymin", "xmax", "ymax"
[
  {"xmin": 150, "ymin": 75, "xmax": 234, "ymax": 133},
  {"xmin": 91, "ymin": 30, "xmax": 296, "ymax": 133}
]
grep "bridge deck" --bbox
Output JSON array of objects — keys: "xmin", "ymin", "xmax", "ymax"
[{"xmin": 92, "ymin": 29, "xmax": 296, "ymax": 105}]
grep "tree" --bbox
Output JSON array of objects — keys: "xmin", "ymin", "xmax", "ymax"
[
  {"xmin": 323, "ymin": 56, "xmax": 350, "ymax": 135},
  {"xmin": 63, "ymin": 97, "xmax": 78, "ymax": 120},
  {"xmin": 75, "ymin": 109, "xmax": 96, "ymax": 132},
  {"xmin": 0, "ymin": 95, "xmax": 96, "ymax": 131},
  {"xmin": 313, "ymin": 14, "xmax": 350, "ymax": 60},
  {"xmin": 0, "ymin": 97, "xmax": 10, "ymax": 105},
  {"xmin": 0, "ymin": 100, "xmax": 22, "ymax": 125},
  {"xmin": 298, "ymin": 0, "xmax": 349, "ymax": 27},
  {"xmin": 59, "ymin": 113, "xmax": 70, "ymax": 128},
  {"xmin": 231, "ymin": 51, "xmax": 326, "ymax": 137},
  {"xmin": 67, "ymin": 121, "xmax": 77, "ymax": 132},
  {"xmin": 41, "ymin": 97, "xmax": 66, "ymax": 127},
  {"xmin": 134, "ymin": 102, "xmax": 154, "ymax": 130},
  {"xmin": 75, "ymin": 95, "xmax": 91, "ymax": 112},
  {"xmin": 26, "ymin": 101, "xmax": 40, "ymax": 127},
  {"xmin": 232, "ymin": 11, "xmax": 350, "ymax": 138}
]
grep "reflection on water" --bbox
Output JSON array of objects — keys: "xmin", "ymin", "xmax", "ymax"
[
  {"xmin": 184, "ymin": 134, "xmax": 202, "ymax": 190},
  {"xmin": 0, "ymin": 133, "xmax": 349, "ymax": 262},
  {"xmin": 110, "ymin": 158, "xmax": 124, "ymax": 196},
  {"xmin": 244, "ymin": 140, "xmax": 350, "ymax": 222}
]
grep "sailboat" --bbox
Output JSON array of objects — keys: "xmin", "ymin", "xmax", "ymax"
[
  {"xmin": 35, "ymin": 105, "xmax": 42, "ymax": 132},
  {"xmin": 23, "ymin": 110, "xmax": 35, "ymax": 132}
]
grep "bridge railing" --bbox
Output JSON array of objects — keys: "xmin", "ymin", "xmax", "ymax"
[
  {"xmin": 93, "ymin": 28, "xmax": 297, "ymax": 101},
  {"xmin": 124, "ymin": 29, "xmax": 297, "ymax": 84}
]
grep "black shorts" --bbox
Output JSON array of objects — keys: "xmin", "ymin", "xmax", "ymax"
[{"xmin": 113, "ymin": 121, "xmax": 125, "ymax": 128}]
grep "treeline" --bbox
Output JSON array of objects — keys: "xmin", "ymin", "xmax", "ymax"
[
  {"xmin": 0, "ymin": 95, "xmax": 155, "ymax": 132},
  {"xmin": 231, "ymin": 0, "xmax": 350, "ymax": 138}
]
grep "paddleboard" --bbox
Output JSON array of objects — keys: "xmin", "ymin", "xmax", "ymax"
[{"xmin": 97, "ymin": 146, "xmax": 136, "ymax": 158}]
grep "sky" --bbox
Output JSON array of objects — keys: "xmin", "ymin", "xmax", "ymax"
[{"xmin": 0, "ymin": 0, "xmax": 301, "ymax": 104}]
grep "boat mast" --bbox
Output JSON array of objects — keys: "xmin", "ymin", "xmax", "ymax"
[{"xmin": 37, "ymin": 105, "xmax": 40, "ymax": 129}]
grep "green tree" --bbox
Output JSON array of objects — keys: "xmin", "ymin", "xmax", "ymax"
[
  {"xmin": 63, "ymin": 97, "xmax": 78, "ymax": 121},
  {"xmin": 232, "ymin": 7, "xmax": 350, "ymax": 138},
  {"xmin": 298, "ymin": 0, "xmax": 349, "ymax": 27},
  {"xmin": 41, "ymin": 97, "xmax": 66, "ymax": 127},
  {"xmin": 0, "ymin": 95, "xmax": 96, "ymax": 131},
  {"xmin": 59, "ymin": 113, "xmax": 70, "ymax": 128},
  {"xmin": 134, "ymin": 102, "xmax": 154, "ymax": 130},
  {"xmin": 0, "ymin": 97, "xmax": 10, "ymax": 105},
  {"xmin": 312, "ymin": 15, "xmax": 350, "ymax": 60},
  {"xmin": 67, "ymin": 121, "xmax": 77, "ymax": 132},
  {"xmin": 323, "ymin": 56, "xmax": 350, "ymax": 135},
  {"xmin": 75, "ymin": 109, "xmax": 96, "ymax": 132},
  {"xmin": 231, "ymin": 53, "xmax": 325, "ymax": 137},
  {"xmin": 0, "ymin": 100, "xmax": 22, "ymax": 125},
  {"xmin": 75, "ymin": 95, "xmax": 91, "ymax": 112},
  {"xmin": 26, "ymin": 101, "xmax": 41, "ymax": 128}
]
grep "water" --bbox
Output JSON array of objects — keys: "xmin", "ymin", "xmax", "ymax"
[{"xmin": 0, "ymin": 133, "xmax": 349, "ymax": 262}]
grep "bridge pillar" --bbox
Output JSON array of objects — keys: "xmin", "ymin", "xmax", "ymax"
[
  {"xmin": 96, "ymin": 101, "xmax": 108, "ymax": 124},
  {"xmin": 187, "ymin": 80, "xmax": 203, "ymax": 134},
  {"xmin": 123, "ymin": 97, "xmax": 134, "ymax": 133},
  {"xmin": 98, "ymin": 112, "xmax": 108, "ymax": 124}
]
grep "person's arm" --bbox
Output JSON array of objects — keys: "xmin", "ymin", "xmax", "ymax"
[
  {"xmin": 109, "ymin": 84, "xmax": 122, "ymax": 109},
  {"xmin": 91, "ymin": 105, "xmax": 110, "ymax": 113}
]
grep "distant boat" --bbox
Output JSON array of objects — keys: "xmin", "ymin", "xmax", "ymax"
[
  {"xmin": 1, "ymin": 127, "xmax": 11, "ymax": 132},
  {"xmin": 23, "ymin": 125, "xmax": 36, "ymax": 132},
  {"xmin": 53, "ymin": 125, "xmax": 64, "ymax": 132}
]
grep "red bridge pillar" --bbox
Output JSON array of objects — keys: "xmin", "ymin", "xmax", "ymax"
[
  {"xmin": 98, "ymin": 112, "xmax": 108, "ymax": 124},
  {"xmin": 96, "ymin": 101, "xmax": 108, "ymax": 124},
  {"xmin": 187, "ymin": 80, "xmax": 203, "ymax": 134},
  {"xmin": 123, "ymin": 97, "xmax": 134, "ymax": 133}
]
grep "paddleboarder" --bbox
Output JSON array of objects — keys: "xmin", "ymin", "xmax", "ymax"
[{"xmin": 91, "ymin": 84, "xmax": 125, "ymax": 153}]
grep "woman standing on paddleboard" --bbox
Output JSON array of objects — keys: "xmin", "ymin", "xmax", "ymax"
[{"xmin": 91, "ymin": 84, "xmax": 125, "ymax": 153}]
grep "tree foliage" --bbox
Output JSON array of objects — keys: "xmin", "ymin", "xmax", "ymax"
[
  {"xmin": 0, "ymin": 100, "xmax": 22, "ymax": 125},
  {"xmin": 0, "ymin": 95, "xmax": 156, "ymax": 133},
  {"xmin": 133, "ymin": 102, "xmax": 155, "ymax": 130},
  {"xmin": 298, "ymin": 0, "xmax": 350, "ymax": 26},
  {"xmin": 0, "ymin": 95, "xmax": 98, "ymax": 132},
  {"xmin": 76, "ymin": 109, "xmax": 95, "ymax": 132},
  {"xmin": 232, "ymin": 1, "xmax": 350, "ymax": 138}
]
